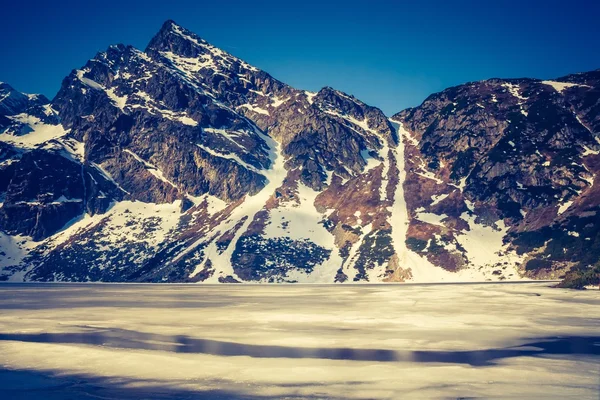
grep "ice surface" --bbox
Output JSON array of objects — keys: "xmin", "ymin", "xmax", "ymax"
[{"xmin": 0, "ymin": 283, "xmax": 597, "ymax": 399}]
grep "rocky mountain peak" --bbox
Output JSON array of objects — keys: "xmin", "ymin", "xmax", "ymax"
[
  {"xmin": 1, "ymin": 21, "xmax": 598, "ymax": 286},
  {"xmin": 0, "ymin": 83, "xmax": 49, "ymax": 116},
  {"xmin": 145, "ymin": 19, "xmax": 257, "ymax": 77},
  {"xmin": 146, "ymin": 20, "xmax": 210, "ymax": 58}
]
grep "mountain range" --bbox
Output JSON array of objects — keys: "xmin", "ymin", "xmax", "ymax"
[{"xmin": 1, "ymin": 20, "xmax": 598, "ymax": 285}]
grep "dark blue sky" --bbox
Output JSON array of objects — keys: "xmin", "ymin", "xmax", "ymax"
[{"xmin": 1, "ymin": 0, "xmax": 599, "ymax": 115}]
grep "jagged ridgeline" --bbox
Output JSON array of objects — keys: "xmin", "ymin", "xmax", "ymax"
[{"xmin": 1, "ymin": 21, "xmax": 599, "ymax": 284}]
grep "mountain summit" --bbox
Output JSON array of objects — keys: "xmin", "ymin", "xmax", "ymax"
[{"xmin": 1, "ymin": 21, "xmax": 598, "ymax": 284}]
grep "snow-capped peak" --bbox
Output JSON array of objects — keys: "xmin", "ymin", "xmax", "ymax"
[{"xmin": 146, "ymin": 20, "xmax": 259, "ymax": 75}]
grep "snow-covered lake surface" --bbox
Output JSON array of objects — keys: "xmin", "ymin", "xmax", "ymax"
[{"xmin": 0, "ymin": 283, "xmax": 598, "ymax": 399}]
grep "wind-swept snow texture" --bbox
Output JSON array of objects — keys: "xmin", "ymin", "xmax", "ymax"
[{"xmin": 0, "ymin": 283, "xmax": 598, "ymax": 399}]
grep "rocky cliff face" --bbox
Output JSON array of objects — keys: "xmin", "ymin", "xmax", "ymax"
[
  {"xmin": 1, "ymin": 21, "xmax": 598, "ymax": 283},
  {"xmin": 393, "ymin": 72, "xmax": 600, "ymax": 281}
]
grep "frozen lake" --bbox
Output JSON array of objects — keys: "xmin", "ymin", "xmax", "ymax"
[{"xmin": 0, "ymin": 283, "xmax": 598, "ymax": 399}]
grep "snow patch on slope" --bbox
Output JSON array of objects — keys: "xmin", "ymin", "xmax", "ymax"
[
  {"xmin": 415, "ymin": 210, "xmax": 448, "ymax": 227},
  {"xmin": 389, "ymin": 120, "xmax": 445, "ymax": 282},
  {"xmin": 123, "ymin": 149, "xmax": 178, "ymax": 188},
  {"xmin": 557, "ymin": 200, "xmax": 574, "ymax": 215},
  {"xmin": 1, "ymin": 200, "xmax": 183, "ymax": 281},
  {"xmin": 106, "ymin": 88, "xmax": 128, "ymax": 110},
  {"xmin": 266, "ymin": 183, "xmax": 342, "ymax": 283},
  {"xmin": 131, "ymin": 91, "xmax": 197, "ymax": 126},
  {"xmin": 185, "ymin": 129, "xmax": 287, "ymax": 282},
  {"xmin": 542, "ymin": 80, "xmax": 591, "ymax": 93},
  {"xmin": 388, "ymin": 121, "xmax": 514, "ymax": 283},
  {"xmin": 0, "ymin": 233, "xmax": 38, "ymax": 279},
  {"xmin": 341, "ymin": 223, "xmax": 373, "ymax": 280},
  {"xmin": 502, "ymin": 83, "xmax": 528, "ymax": 117},
  {"xmin": 195, "ymin": 144, "xmax": 262, "ymax": 174},
  {"xmin": 0, "ymin": 115, "xmax": 68, "ymax": 147},
  {"xmin": 238, "ymin": 103, "xmax": 270, "ymax": 116},
  {"xmin": 76, "ymin": 70, "xmax": 129, "ymax": 111}
]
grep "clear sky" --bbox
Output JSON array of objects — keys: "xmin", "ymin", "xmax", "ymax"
[{"xmin": 1, "ymin": 0, "xmax": 599, "ymax": 115}]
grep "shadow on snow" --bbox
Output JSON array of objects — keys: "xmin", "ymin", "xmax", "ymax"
[
  {"xmin": 0, "ymin": 328, "xmax": 598, "ymax": 366},
  {"xmin": 0, "ymin": 368, "xmax": 348, "ymax": 400}
]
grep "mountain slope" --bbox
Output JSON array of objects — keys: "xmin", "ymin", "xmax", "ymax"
[
  {"xmin": 393, "ymin": 71, "xmax": 600, "ymax": 281},
  {"xmin": 1, "ymin": 21, "xmax": 598, "ymax": 284}
]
